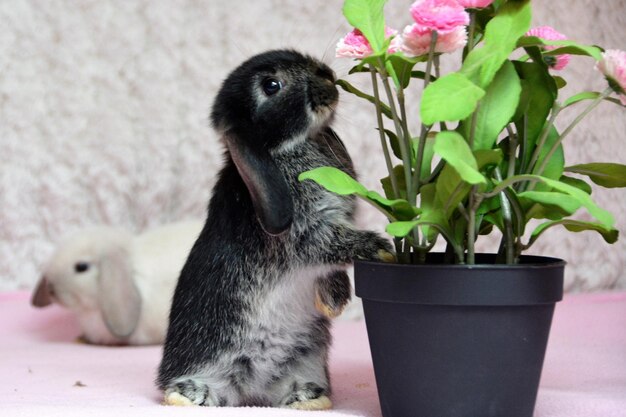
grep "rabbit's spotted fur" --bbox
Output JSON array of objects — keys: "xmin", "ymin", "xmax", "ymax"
[{"xmin": 157, "ymin": 50, "xmax": 392, "ymax": 409}]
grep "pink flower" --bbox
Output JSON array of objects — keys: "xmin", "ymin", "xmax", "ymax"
[
  {"xmin": 410, "ymin": 0, "xmax": 469, "ymax": 34},
  {"xmin": 456, "ymin": 0, "xmax": 494, "ymax": 8},
  {"xmin": 401, "ymin": 23, "xmax": 467, "ymax": 57},
  {"xmin": 526, "ymin": 26, "xmax": 570, "ymax": 70},
  {"xmin": 595, "ymin": 49, "xmax": 626, "ymax": 105},
  {"xmin": 386, "ymin": 27, "xmax": 402, "ymax": 54},
  {"xmin": 336, "ymin": 29, "xmax": 372, "ymax": 58},
  {"xmin": 336, "ymin": 28, "xmax": 401, "ymax": 58}
]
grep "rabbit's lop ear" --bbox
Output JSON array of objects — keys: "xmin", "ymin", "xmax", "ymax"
[
  {"xmin": 98, "ymin": 247, "xmax": 142, "ymax": 339},
  {"xmin": 226, "ymin": 134, "xmax": 293, "ymax": 235},
  {"xmin": 31, "ymin": 276, "xmax": 53, "ymax": 307}
]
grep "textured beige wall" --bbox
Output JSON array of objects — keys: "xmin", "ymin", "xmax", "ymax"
[{"xmin": 0, "ymin": 0, "xmax": 625, "ymax": 292}]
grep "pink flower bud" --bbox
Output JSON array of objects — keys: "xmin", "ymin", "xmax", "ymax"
[
  {"xmin": 595, "ymin": 49, "xmax": 626, "ymax": 105},
  {"xmin": 401, "ymin": 24, "xmax": 467, "ymax": 57},
  {"xmin": 456, "ymin": 0, "xmax": 494, "ymax": 8},
  {"xmin": 410, "ymin": 0, "xmax": 470, "ymax": 34},
  {"xmin": 336, "ymin": 28, "xmax": 401, "ymax": 59},
  {"xmin": 386, "ymin": 27, "xmax": 402, "ymax": 54},
  {"xmin": 336, "ymin": 29, "xmax": 373, "ymax": 59},
  {"xmin": 526, "ymin": 26, "xmax": 571, "ymax": 71}
]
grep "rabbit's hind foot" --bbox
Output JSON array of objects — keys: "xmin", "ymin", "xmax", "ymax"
[
  {"xmin": 163, "ymin": 379, "xmax": 215, "ymax": 406},
  {"xmin": 282, "ymin": 382, "xmax": 332, "ymax": 410},
  {"xmin": 286, "ymin": 395, "xmax": 332, "ymax": 410}
]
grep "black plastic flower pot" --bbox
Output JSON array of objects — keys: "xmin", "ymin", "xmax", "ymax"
[{"xmin": 355, "ymin": 253, "xmax": 565, "ymax": 417}]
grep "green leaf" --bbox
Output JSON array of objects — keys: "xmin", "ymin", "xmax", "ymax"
[
  {"xmin": 559, "ymin": 175, "xmax": 592, "ymax": 194},
  {"xmin": 430, "ymin": 138, "xmax": 498, "ymax": 221},
  {"xmin": 504, "ymin": 175, "xmax": 615, "ymax": 228},
  {"xmin": 299, "ymin": 166, "xmax": 367, "ymax": 195},
  {"xmin": 542, "ymin": 41, "xmax": 603, "ymax": 61},
  {"xmin": 516, "ymin": 37, "xmax": 603, "ymax": 60},
  {"xmin": 429, "ymin": 146, "xmax": 501, "ymax": 221},
  {"xmin": 475, "ymin": 149, "xmax": 504, "ymax": 169},
  {"xmin": 380, "ymin": 129, "xmax": 402, "ymax": 160},
  {"xmin": 553, "ymin": 76, "xmax": 567, "ymax": 89},
  {"xmin": 411, "ymin": 70, "xmax": 436, "ymax": 81},
  {"xmin": 347, "ymin": 52, "xmax": 385, "ymax": 73},
  {"xmin": 513, "ymin": 61, "xmax": 557, "ymax": 168},
  {"xmin": 300, "ymin": 166, "xmax": 419, "ymax": 221},
  {"xmin": 528, "ymin": 220, "xmax": 618, "ymax": 247},
  {"xmin": 418, "ymin": 182, "xmax": 447, "ymax": 241},
  {"xmin": 336, "ymin": 79, "xmax": 392, "ymax": 119},
  {"xmin": 435, "ymin": 164, "xmax": 471, "ymax": 218},
  {"xmin": 366, "ymin": 190, "xmax": 421, "ymax": 220},
  {"xmin": 342, "ymin": 0, "xmax": 387, "ymax": 53},
  {"xmin": 524, "ymin": 202, "xmax": 573, "ymax": 221},
  {"xmin": 503, "ymin": 188, "xmax": 527, "ymax": 236},
  {"xmin": 484, "ymin": 1, "xmax": 531, "ymax": 48},
  {"xmin": 386, "ymin": 220, "xmax": 419, "ymax": 237},
  {"xmin": 434, "ymin": 131, "xmax": 486, "ymax": 185},
  {"xmin": 471, "ymin": 60, "xmax": 522, "ymax": 150},
  {"xmin": 565, "ymin": 163, "xmax": 626, "ymax": 188},
  {"xmin": 461, "ymin": 0, "xmax": 531, "ymax": 88},
  {"xmin": 518, "ymin": 191, "xmax": 582, "ymax": 216},
  {"xmin": 386, "ymin": 215, "xmax": 455, "ymax": 248},
  {"xmin": 381, "ymin": 165, "xmax": 407, "ymax": 200},
  {"xmin": 563, "ymin": 91, "xmax": 601, "ymax": 108},
  {"xmin": 417, "ymin": 133, "xmax": 437, "ymax": 180},
  {"xmin": 421, "ymin": 73, "xmax": 485, "ymax": 125},
  {"xmin": 532, "ymin": 126, "xmax": 564, "ymax": 190},
  {"xmin": 388, "ymin": 54, "xmax": 424, "ymax": 89},
  {"xmin": 563, "ymin": 91, "xmax": 625, "ymax": 108}
]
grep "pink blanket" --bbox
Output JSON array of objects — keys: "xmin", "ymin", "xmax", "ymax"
[{"xmin": 1, "ymin": 291, "xmax": 625, "ymax": 417}]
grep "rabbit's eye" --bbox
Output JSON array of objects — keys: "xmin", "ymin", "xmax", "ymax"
[
  {"xmin": 262, "ymin": 78, "xmax": 282, "ymax": 96},
  {"xmin": 74, "ymin": 262, "xmax": 90, "ymax": 273}
]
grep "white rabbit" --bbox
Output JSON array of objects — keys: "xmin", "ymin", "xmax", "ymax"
[{"xmin": 31, "ymin": 220, "xmax": 203, "ymax": 345}]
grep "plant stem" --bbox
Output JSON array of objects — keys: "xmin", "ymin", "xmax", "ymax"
[
  {"xmin": 370, "ymin": 67, "xmax": 400, "ymax": 199},
  {"xmin": 378, "ymin": 60, "xmax": 413, "ymax": 201},
  {"xmin": 466, "ymin": 186, "xmax": 481, "ymax": 264},
  {"xmin": 506, "ymin": 124, "xmax": 517, "ymax": 178},
  {"xmin": 515, "ymin": 114, "xmax": 529, "ymax": 192},
  {"xmin": 494, "ymin": 167, "xmax": 515, "ymax": 264},
  {"xmin": 436, "ymin": 53, "xmax": 447, "ymax": 134},
  {"xmin": 533, "ymin": 87, "xmax": 613, "ymax": 178},
  {"xmin": 526, "ymin": 101, "xmax": 561, "ymax": 177},
  {"xmin": 397, "ymin": 89, "xmax": 423, "ymax": 249},
  {"xmin": 467, "ymin": 12, "xmax": 476, "ymax": 52},
  {"xmin": 397, "ymin": 90, "xmax": 415, "ymax": 201},
  {"xmin": 424, "ymin": 159, "xmax": 445, "ymax": 184},
  {"xmin": 468, "ymin": 104, "xmax": 479, "ymax": 149},
  {"xmin": 412, "ymin": 31, "xmax": 438, "ymax": 197},
  {"xmin": 457, "ymin": 203, "xmax": 470, "ymax": 222}
]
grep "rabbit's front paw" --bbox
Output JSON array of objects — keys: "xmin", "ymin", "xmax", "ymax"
[
  {"xmin": 354, "ymin": 232, "xmax": 396, "ymax": 263},
  {"xmin": 163, "ymin": 380, "xmax": 214, "ymax": 406},
  {"xmin": 314, "ymin": 270, "xmax": 351, "ymax": 319},
  {"xmin": 315, "ymin": 291, "xmax": 345, "ymax": 319}
]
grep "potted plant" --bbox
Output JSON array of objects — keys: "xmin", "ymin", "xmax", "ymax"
[{"xmin": 299, "ymin": 0, "xmax": 626, "ymax": 416}]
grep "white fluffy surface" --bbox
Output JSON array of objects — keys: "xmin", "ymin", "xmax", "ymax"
[{"xmin": 0, "ymin": 0, "xmax": 625, "ymax": 292}]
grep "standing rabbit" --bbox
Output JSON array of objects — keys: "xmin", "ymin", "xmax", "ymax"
[
  {"xmin": 32, "ymin": 220, "xmax": 203, "ymax": 345},
  {"xmin": 157, "ymin": 50, "xmax": 393, "ymax": 409}
]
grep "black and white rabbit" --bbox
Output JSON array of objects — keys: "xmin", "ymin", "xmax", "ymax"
[{"xmin": 157, "ymin": 50, "xmax": 394, "ymax": 409}]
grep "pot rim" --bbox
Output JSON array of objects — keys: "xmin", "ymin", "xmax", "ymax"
[
  {"xmin": 354, "ymin": 253, "xmax": 565, "ymax": 306},
  {"xmin": 356, "ymin": 253, "xmax": 566, "ymax": 270}
]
